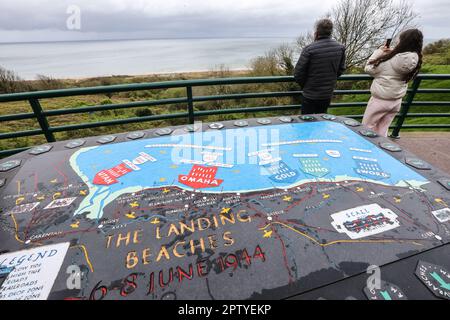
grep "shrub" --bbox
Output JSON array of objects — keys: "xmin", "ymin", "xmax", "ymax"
[
  {"xmin": 423, "ymin": 39, "xmax": 450, "ymax": 55},
  {"xmin": 135, "ymin": 108, "xmax": 153, "ymax": 117},
  {"xmin": 34, "ymin": 74, "xmax": 64, "ymax": 90},
  {"xmin": 100, "ymin": 99, "xmax": 113, "ymax": 105},
  {"xmin": 0, "ymin": 66, "xmax": 30, "ymax": 93}
]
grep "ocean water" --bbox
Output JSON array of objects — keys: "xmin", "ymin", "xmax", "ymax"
[{"xmin": 0, "ymin": 38, "xmax": 294, "ymax": 80}]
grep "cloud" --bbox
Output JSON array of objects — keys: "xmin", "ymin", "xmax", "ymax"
[
  {"xmin": 0, "ymin": 0, "xmax": 335, "ymax": 41},
  {"xmin": 0, "ymin": 0, "xmax": 448, "ymax": 42}
]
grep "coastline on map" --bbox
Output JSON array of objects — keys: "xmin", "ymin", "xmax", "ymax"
[
  {"xmin": 72, "ymin": 173, "xmax": 430, "ymax": 221},
  {"xmin": 70, "ymin": 145, "xmax": 430, "ymax": 220}
]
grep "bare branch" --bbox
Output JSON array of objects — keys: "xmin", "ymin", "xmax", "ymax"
[
  {"xmin": 251, "ymin": 0, "xmax": 419, "ymax": 74},
  {"xmin": 332, "ymin": 0, "xmax": 419, "ymax": 68}
]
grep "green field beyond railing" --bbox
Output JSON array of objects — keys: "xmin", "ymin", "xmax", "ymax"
[{"xmin": 0, "ymin": 74, "xmax": 449, "ymax": 157}]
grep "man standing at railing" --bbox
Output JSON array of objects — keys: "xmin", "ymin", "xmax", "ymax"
[{"xmin": 294, "ymin": 19, "xmax": 346, "ymax": 115}]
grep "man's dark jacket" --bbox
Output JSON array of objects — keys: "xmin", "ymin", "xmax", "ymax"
[{"xmin": 294, "ymin": 36, "xmax": 346, "ymax": 100}]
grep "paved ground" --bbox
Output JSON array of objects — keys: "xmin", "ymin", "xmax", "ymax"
[{"xmin": 395, "ymin": 132, "xmax": 450, "ymax": 174}]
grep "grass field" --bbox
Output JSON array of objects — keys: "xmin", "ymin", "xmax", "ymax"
[{"xmin": 0, "ymin": 62, "xmax": 449, "ymax": 153}]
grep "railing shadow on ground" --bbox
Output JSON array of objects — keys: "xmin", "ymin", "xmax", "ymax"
[{"xmin": 0, "ymin": 74, "xmax": 449, "ymax": 157}]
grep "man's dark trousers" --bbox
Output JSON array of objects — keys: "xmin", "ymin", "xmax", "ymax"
[{"xmin": 301, "ymin": 97, "xmax": 331, "ymax": 115}]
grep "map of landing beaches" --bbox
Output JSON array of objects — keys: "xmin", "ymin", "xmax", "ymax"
[
  {"xmin": 71, "ymin": 122, "xmax": 428, "ymax": 220},
  {"xmin": 1, "ymin": 119, "xmax": 450, "ymax": 300}
]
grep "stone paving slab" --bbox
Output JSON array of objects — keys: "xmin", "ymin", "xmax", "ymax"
[{"xmin": 395, "ymin": 132, "xmax": 450, "ymax": 174}]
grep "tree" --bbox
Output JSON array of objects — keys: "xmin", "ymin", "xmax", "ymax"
[
  {"xmin": 295, "ymin": 33, "xmax": 314, "ymax": 54},
  {"xmin": 249, "ymin": 49, "xmax": 283, "ymax": 76},
  {"xmin": 423, "ymin": 39, "xmax": 450, "ymax": 65},
  {"xmin": 332, "ymin": 0, "xmax": 418, "ymax": 68},
  {"xmin": 251, "ymin": 0, "xmax": 419, "ymax": 75},
  {"xmin": 423, "ymin": 39, "xmax": 450, "ymax": 55},
  {"xmin": 274, "ymin": 44, "xmax": 295, "ymax": 75},
  {"xmin": 35, "ymin": 74, "xmax": 64, "ymax": 90},
  {"xmin": 249, "ymin": 44, "xmax": 296, "ymax": 76},
  {"xmin": 0, "ymin": 66, "xmax": 28, "ymax": 93}
]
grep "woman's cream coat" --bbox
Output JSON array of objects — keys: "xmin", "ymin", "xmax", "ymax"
[{"xmin": 365, "ymin": 49, "xmax": 419, "ymax": 100}]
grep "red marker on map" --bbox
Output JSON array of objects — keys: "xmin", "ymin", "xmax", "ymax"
[
  {"xmin": 93, "ymin": 163, "xmax": 132, "ymax": 185},
  {"xmin": 178, "ymin": 165, "xmax": 223, "ymax": 189},
  {"xmin": 93, "ymin": 152, "xmax": 156, "ymax": 185}
]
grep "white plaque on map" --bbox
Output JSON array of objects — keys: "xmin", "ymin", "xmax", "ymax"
[
  {"xmin": 330, "ymin": 204, "xmax": 400, "ymax": 240},
  {"xmin": 0, "ymin": 242, "xmax": 70, "ymax": 300}
]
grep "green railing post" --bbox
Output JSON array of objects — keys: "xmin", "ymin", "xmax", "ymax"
[
  {"xmin": 29, "ymin": 98, "xmax": 56, "ymax": 142},
  {"xmin": 390, "ymin": 77, "xmax": 422, "ymax": 139},
  {"xmin": 186, "ymin": 86, "xmax": 194, "ymax": 124}
]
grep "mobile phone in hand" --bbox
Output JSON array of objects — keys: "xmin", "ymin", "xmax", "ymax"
[{"xmin": 386, "ymin": 38, "xmax": 393, "ymax": 48}]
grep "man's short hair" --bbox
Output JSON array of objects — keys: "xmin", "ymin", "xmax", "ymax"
[{"xmin": 315, "ymin": 18, "xmax": 333, "ymax": 37}]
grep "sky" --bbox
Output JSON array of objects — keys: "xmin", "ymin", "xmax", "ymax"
[{"xmin": 0, "ymin": 0, "xmax": 449, "ymax": 43}]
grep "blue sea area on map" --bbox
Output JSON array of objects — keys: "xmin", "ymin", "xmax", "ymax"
[{"xmin": 72, "ymin": 122, "xmax": 428, "ymax": 196}]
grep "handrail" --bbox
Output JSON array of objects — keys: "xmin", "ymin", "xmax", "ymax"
[
  {"xmin": 0, "ymin": 73, "xmax": 449, "ymax": 157},
  {"xmin": 0, "ymin": 76, "xmax": 294, "ymax": 102}
]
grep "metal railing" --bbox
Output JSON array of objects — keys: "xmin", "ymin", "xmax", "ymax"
[{"xmin": 0, "ymin": 74, "xmax": 449, "ymax": 157}]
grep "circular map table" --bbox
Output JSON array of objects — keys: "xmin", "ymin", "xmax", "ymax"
[{"xmin": 0, "ymin": 114, "xmax": 449, "ymax": 300}]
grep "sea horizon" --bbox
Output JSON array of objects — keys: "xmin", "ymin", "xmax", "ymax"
[
  {"xmin": 0, "ymin": 37, "xmax": 440, "ymax": 80},
  {"xmin": 0, "ymin": 37, "xmax": 297, "ymax": 80}
]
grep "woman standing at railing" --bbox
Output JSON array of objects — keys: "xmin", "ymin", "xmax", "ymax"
[{"xmin": 363, "ymin": 29, "xmax": 423, "ymax": 137}]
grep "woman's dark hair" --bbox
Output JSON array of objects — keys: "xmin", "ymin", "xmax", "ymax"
[{"xmin": 369, "ymin": 29, "xmax": 424, "ymax": 82}]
